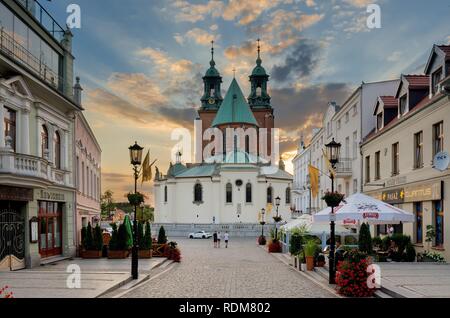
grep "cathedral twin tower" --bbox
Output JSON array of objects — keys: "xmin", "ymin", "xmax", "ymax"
[{"xmin": 197, "ymin": 40, "xmax": 275, "ymax": 161}]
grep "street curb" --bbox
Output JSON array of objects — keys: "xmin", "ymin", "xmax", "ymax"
[
  {"xmin": 95, "ymin": 258, "xmax": 170, "ymax": 298},
  {"xmin": 261, "ymin": 246, "xmax": 342, "ymax": 298},
  {"xmin": 112, "ymin": 261, "xmax": 176, "ymax": 298}
]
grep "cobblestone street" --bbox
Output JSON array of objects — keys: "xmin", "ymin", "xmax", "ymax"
[{"xmin": 121, "ymin": 238, "xmax": 336, "ymax": 298}]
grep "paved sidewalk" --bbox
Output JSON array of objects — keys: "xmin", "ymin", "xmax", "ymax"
[
  {"xmin": 378, "ymin": 263, "xmax": 450, "ymax": 298},
  {"xmin": 0, "ymin": 257, "xmax": 166, "ymax": 298}
]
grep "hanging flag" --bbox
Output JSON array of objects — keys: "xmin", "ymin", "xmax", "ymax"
[
  {"xmin": 322, "ymin": 149, "xmax": 336, "ymax": 178},
  {"xmin": 141, "ymin": 151, "xmax": 157, "ymax": 184},
  {"xmin": 309, "ymin": 164, "xmax": 320, "ymax": 199}
]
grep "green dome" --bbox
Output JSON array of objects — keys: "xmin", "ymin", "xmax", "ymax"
[
  {"xmin": 251, "ymin": 65, "xmax": 267, "ymax": 76},
  {"xmin": 205, "ymin": 66, "xmax": 220, "ymax": 77}
]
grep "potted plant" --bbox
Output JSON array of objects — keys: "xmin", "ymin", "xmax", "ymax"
[
  {"xmin": 108, "ymin": 223, "xmax": 129, "ymax": 259},
  {"xmin": 127, "ymin": 192, "xmax": 145, "ymax": 206},
  {"xmin": 273, "ymin": 215, "xmax": 283, "ymax": 223},
  {"xmin": 322, "ymin": 191, "xmax": 345, "ymax": 207},
  {"xmin": 138, "ymin": 221, "xmax": 153, "ymax": 258},
  {"xmin": 304, "ymin": 240, "xmax": 317, "ymax": 271},
  {"xmin": 358, "ymin": 223, "xmax": 373, "ymax": 255},
  {"xmin": 153, "ymin": 226, "xmax": 168, "ymax": 257},
  {"xmin": 81, "ymin": 223, "xmax": 103, "ymax": 258},
  {"xmin": 0, "ymin": 285, "xmax": 14, "ymax": 298},
  {"xmin": 298, "ymin": 251, "xmax": 307, "ymax": 271},
  {"xmin": 336, "ymin": 250, "xmax": 375, "ymax": 297},
  {"xmin": 290, "ymin": 233, "xmax": 303, "ymax": 267}
]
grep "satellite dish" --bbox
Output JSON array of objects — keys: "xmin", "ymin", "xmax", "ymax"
[{"xmin": 433, "ymin": 151, "xmax": 450, "ymax": 172}]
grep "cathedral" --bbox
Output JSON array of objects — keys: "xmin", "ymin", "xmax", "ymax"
[{"xmin": 153, "ymin": 42, "xmax": 293, "ymax": 225}]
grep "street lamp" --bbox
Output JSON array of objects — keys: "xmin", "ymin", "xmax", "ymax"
[
  {"xmin": 325, "ymin": 138, "xmax": 341, "ymax": 284},
  {"xmin": 260, "ymin": 208, "xmax": 266, "ymax": 237},
  {"xmin": 274, "ymin": 196, "xmax": 281, "ymax": 241},
  {"xmin": 129, "ymin": 141, "xmax": 144, "ymax": 280}
]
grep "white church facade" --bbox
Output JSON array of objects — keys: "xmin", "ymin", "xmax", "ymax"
[{"xmin": 153, "ymin": 42, "xmax": 293, "ymax": 226}]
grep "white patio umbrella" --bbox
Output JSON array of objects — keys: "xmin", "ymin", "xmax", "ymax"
[{"xmin": 313, "ymin": 193, "xmax": 415, "ymax": 225}]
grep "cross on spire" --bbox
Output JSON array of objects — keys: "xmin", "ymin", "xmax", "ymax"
[
  {"xmin": 256, "ymin": 38, "xmax": 262, "ymax": 66},
  {"xmin": 232, "ymin": 67, "xmax": 236, "ymax": 78}
]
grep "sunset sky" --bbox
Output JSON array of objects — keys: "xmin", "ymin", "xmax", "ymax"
[{"xmin": 45, "ymin": 0, "xmax": 450, "ymax": 202}]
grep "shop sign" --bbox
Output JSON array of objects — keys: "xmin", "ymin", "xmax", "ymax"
[
  {"xmin": 382, "ymin": 189, "xmax": 404, "ymax": 204},
  {"xmin": 403, "ymin": 181, "xmax": 442, "ymax": 202},
  {"xmin": 0, "ymin": 186, "xmax": 33, "ymax": 201},
  {"xmin": 38, "ymin": 190, "xmax": 65, "ymax": 201}
]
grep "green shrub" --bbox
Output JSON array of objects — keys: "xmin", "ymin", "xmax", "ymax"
[
  {"xmin": 381, "ymin": 236, "xmax": 390, "ymax": 251},
  {"xmin": 142, "ymin": 221, "xmax": 152, "ymax": 250},
  {"xmin": 372, "ymin": 236, "xmax": 382, "ymax": 248},
  {"xmin": 93, "ymin": 224, "xmax": 103, "ymax": 251},
  {"xmin": 117, "ymin": 223, "xmax": 128, "ymax": 250},
  {"xmin": 158, "ymin": 226, "xmax": 167, "ymax": 244},
  {"xmin": 84, "ymin": 222, "xmax": 94, "ymax": 250},
  {"xmin": 358, "ymin": 223, "xmax": 372, "ymax": 254},
  {"xmin": 405, "ymin": 243, "xmax": 416, "ymax": 262},
  {"xmin": 137, "ymin": 222, "xmax": 144, "ymax": 250},
  {"xmin": 289, "ymin": 233, "xmax": 303, "ymax": 255},
  {"xmin": 81, "ymin": 226, "xmax": 87, "ymax": 248},
  {"xmin": 109, "ymin": 223, "xmax": 119, "ymax": 250}
]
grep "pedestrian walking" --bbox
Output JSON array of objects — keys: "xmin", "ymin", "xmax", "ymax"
[
  {"xmin": 217, "ymin": 231, "xmax": 221, "ymax": 248},
  {"xmin": 213, "ymin": 231, "xmax": 218, "ymax": 248},
  {"xmin": 224, "ymin": 231, "xmax": 229, "ymax": 248}
]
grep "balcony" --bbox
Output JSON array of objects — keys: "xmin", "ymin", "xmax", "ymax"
[
  {"xmin": 0, "ymin": 150, "xmax": 70, "ymax": 188},
  {"xmin": 16, "ymin": 0, "xmax": 66, "ymax": 42},
  {"xmin": 335, "ymin": 158, "xmax": 353, "ymax": 177},
  {"xmin": 0, "ymin": 28, "xmax": 63, "ymax": 92}
]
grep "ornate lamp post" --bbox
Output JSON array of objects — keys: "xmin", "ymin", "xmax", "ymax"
[
  {"xmin": 129, "ymin": 141, "xmax": 144, "ymax": 280},
  {"xmin": 260, "ymin": 208, "xmax": 266, "ymax": 238},
  {"xmin": 325, "ymin": 138, "xmax": 341, "ymax": 284},
  {"xmin": 274, "ymin": 196, "xmax": 281, "ymax": 240}
]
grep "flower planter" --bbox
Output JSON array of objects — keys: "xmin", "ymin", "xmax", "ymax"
[
  {"xmin": 258, "ymin": 236, "xmax": 267, "ymax": 246},
  {"xmin": 322, "ymin": 192, "xmax": 345, "ymax": 208},
  {"xmin": 80, "ymin": 250, "xmax": 102, "ymax": 259},
  {"xmin": 300, "ymin": 263, "xmax": 307, "ymax": 271},
  {"xmin": 138, "ymin": 249, "xmax": 153, "ymax": 259},
  {"xmin": 306, "ymin": 256, "xmax": 315, "ymax": 271},
  {"xmin": 108, "ymin": 250, "xmax": 129, "ymax": 259},
  {"xmin": 152, "ymin": 243, "xmax": 167, "ymax": 257}
]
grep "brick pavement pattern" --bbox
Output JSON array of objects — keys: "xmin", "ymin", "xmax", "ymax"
[{"xmin": 122, "ymin": 238, "xmax": 336, "ymax": 298}]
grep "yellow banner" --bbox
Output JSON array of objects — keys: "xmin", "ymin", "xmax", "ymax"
[
  {"xmin": 309, "ymin": 164, "xmax": 320, "ymax": 199},
  {"xmin": 322, "ymin": 149, "xmax": 336, "ymax": 178}
]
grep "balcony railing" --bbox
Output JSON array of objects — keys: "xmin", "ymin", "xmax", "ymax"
[
  {"xmin": 0, "ymin": 27, "xmax": 63, "ymax": 92},
  {"xmin": 335, "ymin": 158, "xmax": 353, "ymax": 177},
  {"xmin": 0, "ymin": 150, "xmax": 69, "ymax": 186},
  {"xmin": 16, "ymin": 0, "xmax": 65, "ymax": 42}
]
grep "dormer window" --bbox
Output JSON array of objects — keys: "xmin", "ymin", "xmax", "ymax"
[
  {"xmin": 399, "ymin": 95, "xmax": 407, "ymax": 116},
  {"xmin": 377, "ymin": 112, "xmax": 383, "ymax": 130},
  {"xmin": 432, "ymin": 67, "xmax": 443, "ymax": 95}
]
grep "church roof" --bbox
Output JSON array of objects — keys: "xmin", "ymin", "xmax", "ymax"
[
  {"xmin": 259, "ymin": 166, "xmax": 293, "ymax": 180},
  {"xmin": 212, "ymin": 78, "xmax": 258, "ymax": 127},
  {"xmin": 167, "ymin": 163, "xmax": 188, "ymax": 177},
  {"xmin": 175, "ymin": 164, "xmax": 217, "ymax": 178}
]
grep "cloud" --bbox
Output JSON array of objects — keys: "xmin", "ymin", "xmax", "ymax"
[
  {"xmin": 184, "ymin": 27, "xmax": 220, "ymax": 46},
  {"xmin": 222, "ymin": 0, "xmax": 286, "ymax": 25},
  {"xmin": 343, "ymin": 0, "xmax": 374, "ymax": 8},
  {"xmin": 271, "ymin": 40, "xmax": 321, "ymax": 82},
  {"xmin": 136, "ymin": 48, "xmax": 195, "ymax": 79},
  {"xmin": 387, "ymin": 51, "xmax": 402, "ymax": 62},
  {"xmin": 172, "ymin": 0, "xmax": 224, "ymax": 23}
]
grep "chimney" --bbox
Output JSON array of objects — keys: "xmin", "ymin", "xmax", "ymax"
[{"xmin": 73, "ymin": 76, "xmax": 83, "ymax": 106}]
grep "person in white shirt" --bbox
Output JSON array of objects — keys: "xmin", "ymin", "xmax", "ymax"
[{"xmin": 224, "ymin": 232, "xmax": 229, "ymax": 248}]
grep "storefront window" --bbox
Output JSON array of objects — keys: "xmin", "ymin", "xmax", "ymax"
[
  {"xmin": 415, "ymin": 202, "xmax": 423, "ymax": 244},
  {"xmin": 434, "ymin": 200, "xmax": 444, "ymax": 247},
  {"xmin": 38, "ymin": 201, "xmax": 63, "ymax": 258}
]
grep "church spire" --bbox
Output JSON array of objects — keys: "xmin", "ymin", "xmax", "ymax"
[
  {"xmin": 201, "ymin": 40, "xmax": 223, "ymax": 109},
  {"xmin": 248, "ymin": 38, "xmax": 271, "ymax": 109}
]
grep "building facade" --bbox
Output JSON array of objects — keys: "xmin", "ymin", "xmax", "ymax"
[
  {"xmin": 75, "ymin": 110, "xmax": 101, "ymax": 254},
  {"xmin": 362, "ymin": 45, "xmax": 450, "ymax": 259},
  {"xmin": 0, "ymin": 0, "xmax": 80, "ymax": 270},
  {"xmin": 297, "ymin": 81, "xmax": 399, "ymax": 212},
  {"xmin": 292, "ymin": 139, "xmax": 311, "ymax": 214}
]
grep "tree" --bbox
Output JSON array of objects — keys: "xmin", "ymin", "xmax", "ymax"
[
  {"xmin": 109, "ymin": 223, "xmax": 119, "ymax": 250},
  {"xmin": 158, "ymin": 226, "xmax": 167, "ymax": 244},
  {"xmin": 137, "ymin": 221, "xmax": 144, "ymax": 250},
  {"xmin": 142, "ymin": 222, "xmax": 152, "ymax": 250},
  {"xmin": 101, "ymin": 190, "xmax": 115, "ymax": 217},
  {"xmin": 358, "ymin": 223, "xmax": 372, "ymax": 254}
]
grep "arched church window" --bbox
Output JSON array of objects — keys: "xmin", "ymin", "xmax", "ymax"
[
  {"xmin": 164, "ymin": 186, "xmax": 168, "ymax": 203},
  {"xmin": 41, "ymin": 125, "xmax": 49, "ymax": 159},
  {"xmin": 286, "ymin": 187, "xmax": 291, "ymax": 205},
  {"xmin": 245, "ymin": 135, "xmax": 250, "ymax": 163},
  {"xmin": 267, "ymin": 186, "xmax": 273, "ymax": 204},
  {"xmin": 226, "ymin": 183, "xmax": 232, "ymax": 203},
  {"xmin": 209, "ymin": 84, "xmax": 214, "ymax": 97},
  {"xmin": 194, "ymin": 183, "xmax": 203, "ymax": 202},
  {"xmin": 246, "ymin": 183, "xmax": 252, "ymax": 203}
]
